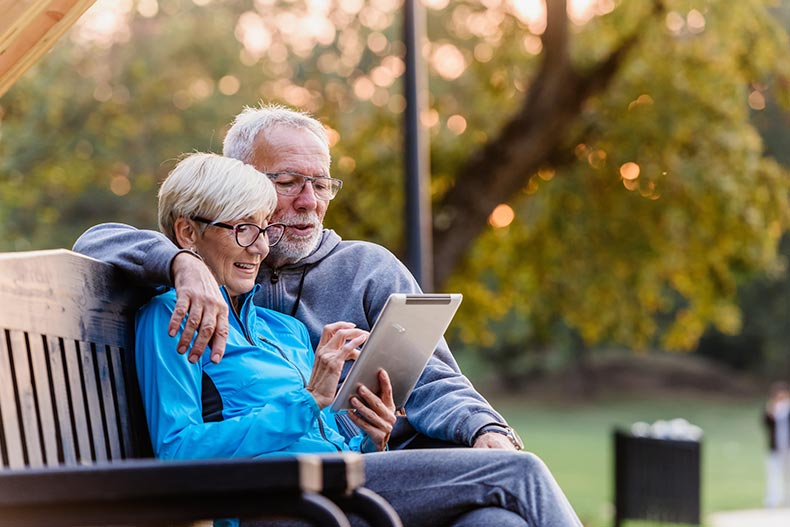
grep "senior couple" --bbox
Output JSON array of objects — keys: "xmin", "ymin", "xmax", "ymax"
[{"xmin": 75, "ymin": 104, "xmax": 581, "ymax": 526}]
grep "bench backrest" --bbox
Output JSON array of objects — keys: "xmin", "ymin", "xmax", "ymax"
[{"xmin": 0, "ymin": 249, "xmax": 150, "ymax": 469}]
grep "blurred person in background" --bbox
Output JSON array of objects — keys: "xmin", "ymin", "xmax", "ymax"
[{"xmin": 763, "ymin": 381, "xmax": 790, "ymax": 508}]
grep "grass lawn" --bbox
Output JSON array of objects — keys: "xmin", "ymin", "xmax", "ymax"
[{"xmin": 485, "ymin": 393, "xmax": 766, "ymax": 527}]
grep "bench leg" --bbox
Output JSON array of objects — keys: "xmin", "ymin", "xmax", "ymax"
[
  {"xmin": 300, "ymin": 492, "xmax": 352, "ymax": 527},
  {"xmin": 333, "ymin": 487, "xmax": 403, "ymax": 527}
]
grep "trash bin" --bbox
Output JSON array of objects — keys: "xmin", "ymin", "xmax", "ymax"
[{"xmin": 613, "ymin": 428, "xmax": 701, "ymax": 527}]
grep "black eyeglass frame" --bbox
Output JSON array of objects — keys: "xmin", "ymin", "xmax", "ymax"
[
  {"xmin": 264, "ymin": 171, "xmax": 343, "ymax": 201},
  {"xmin": 191, "ymin": 216, "xmax": 286, "ymax": 248}
]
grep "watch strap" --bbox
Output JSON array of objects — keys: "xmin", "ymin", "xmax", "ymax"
[{"xmin": 473, "ymin": 424, "xmax": 524, "ymax": 450}]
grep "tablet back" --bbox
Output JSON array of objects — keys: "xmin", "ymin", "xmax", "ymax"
[{"xmin": 330, "ymin": 293, "xmax": 462, "ymax": 411}]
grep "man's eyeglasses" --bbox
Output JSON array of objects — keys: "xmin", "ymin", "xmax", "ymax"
[
  {"xmin": 265, "ymin": 171, "xmax": 343, "ymax": 201},
  {"xmin": 192, "ymin": 217, "xmax": 286, "ymax": 248}
]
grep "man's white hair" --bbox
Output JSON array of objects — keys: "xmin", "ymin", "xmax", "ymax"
[
  {"xmin": 158, "ymin": 152, "xmax": 277, "ymax": 246},
  {"xmin": 222, "ymin": 103, "xmax": 330, "ymax": 165}
]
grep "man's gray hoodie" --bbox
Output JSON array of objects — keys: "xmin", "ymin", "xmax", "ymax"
[{"xmin": 73, "ymin": 223, "xmax": 509, "ymax": 447}]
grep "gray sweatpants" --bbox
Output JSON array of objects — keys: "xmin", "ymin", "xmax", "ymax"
[{"xmin": 243, "ymin": 448, "xmax": 582, "ymax": 527}]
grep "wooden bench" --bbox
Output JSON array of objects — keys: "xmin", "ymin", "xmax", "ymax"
[{"xmin": 0, "ymin": 249, "xmax": 401, "ymax": 527}]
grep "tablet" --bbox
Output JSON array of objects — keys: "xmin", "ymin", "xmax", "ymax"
[{"xmin": 330, "ymin": 293, "xmax": 462, "ymax": 412}]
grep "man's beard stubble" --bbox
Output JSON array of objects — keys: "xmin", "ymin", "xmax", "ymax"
[{"xmin": 267, "ymin": 212, "xmax": 323, "ymax": 266}]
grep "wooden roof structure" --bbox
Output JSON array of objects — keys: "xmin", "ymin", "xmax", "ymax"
[{"xmin": 0, "ymin": 0, "xmax": 97, "ymax": 97}]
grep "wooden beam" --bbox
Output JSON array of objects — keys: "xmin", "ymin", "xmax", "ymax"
[{"xmin": 0, "ymin": 0, "xmax": 97, "ymax": 98}]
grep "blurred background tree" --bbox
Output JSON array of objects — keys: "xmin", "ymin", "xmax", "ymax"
[{"xmin": 1, "ymin": 0, "xmax": 789, "ymax": 382}]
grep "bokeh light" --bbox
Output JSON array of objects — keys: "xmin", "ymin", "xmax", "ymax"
[
  {"xmin": 189, "ymin": 78, "xmax": 214, "ymax": 100},
  {"xmin": 111, "ymin": 175, "xmax": 132, "ymax": 196},
  {"xmin": 431, "ymin": 43, "xmax": 466, "ymax": 80},
  {"xmin": 665, "ymin": 11, "xmax": 685, "ymax": 34},
  {"xmin": 371, "ymin": 66, "xmax": 396, "ymax": 87},
  {"xmin": 137, "ymin": 0, "xmax": 159, "ymax": 18},
  {"xmin": 353, "ymin": 77, "xmax": 376, "ymax": 100},
  {"xmin": 420, "ymin": 108, "xmax": 440, "ymax": 128},
  {"xmin": 73, "ymin": 0, "xmax": 133, "ymax": 47},
  {"xmin": 748, "ymin": 90, "xmax": 766, "ymax": 111},
  {"xmin": 537, "ymin": 167, "xmax": 555, "ymax": 181},
  {"xmin": 628, "ymin": 94, "xmax": 654, "ymax": 111},
  {"xmin": 218, "ymin": 75, "xmax": 241, "ymax": 95},
  {"xmin": 235, "ymin": 11, "xmax": 271, "ymax": 59},
  {"xmin": 620, "ymin": 162, "xmax": 640, "ymax": 181},
  {"xmin": 522, "ymin": 35, "xmax": 543, "ymax": 55},
  {"xmin": 489, "ymin": 204, "xmax": 515, "ymax": 228},
  {"xmin": 474, "ymin": 43, "xmax": 494, "ymax": 62},
  {"xmin": 423, "ymin": 0, "xmax": 450, "ymax": 10},
  {"xmin": 337, "ymin": 156, "xmax": 356, "ymax": 173},
  {"xmin": 447, "ymin": 114, "xmax": 467, "ymax": 135},
  {"xmin": 110, "ymin": 163, "xmax": 132, "ymax": 196},
  {"xmin": 510, "ymin": 0, "xmax": 546, "ymax": 34},
  {"xmin": 687, "ymin": 9, "xmax": 705, "ymax": 33},
  {"xmin": 325, "ymin": 127, "xmax": 341, "ymax": 148}
]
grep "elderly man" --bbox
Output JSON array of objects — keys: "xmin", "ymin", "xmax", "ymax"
[{"xmin": 74, "ymin": 104, "xmax": 521, "ymax": 451}]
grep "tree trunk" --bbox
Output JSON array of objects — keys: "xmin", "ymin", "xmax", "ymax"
[{"xmin": 431, "ymin": 0, "xmax": 665, "ymax": 287}]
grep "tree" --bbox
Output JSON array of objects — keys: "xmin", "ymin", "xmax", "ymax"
[
  {"xmin": 1, "ymin": 0, "xmax": 788, "ymax": 363},
  {"xmin": 435, "ymin": 0, "xmax": 790, "ymax": 357}
]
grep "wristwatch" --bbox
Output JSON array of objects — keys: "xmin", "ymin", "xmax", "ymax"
[{"xmin": 475, "ymin": 425, "xmax": 524, "ymax": 451}]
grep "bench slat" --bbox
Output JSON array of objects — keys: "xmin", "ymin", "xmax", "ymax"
[
  {"xmin": 7, "ymin": 330, "xmax": 44, "ymax": 468},
  {"xmin": 61, "ymin": 338, "xmax": 93, "ymax": 463},
  {"xmin": 93, "ymin": 345, "xmax": 122, "ymax": 461},
  {"xmin": 45, "ymin": 336, "xmax": 76, "ymax": 465},
  {"xmin": 0, "ymin": 330, "xmax": 25, "ymax": 468},
  {"xmin": 26, "ymin": 332, "xmax": 60, "ymax": 467},
  {"xmin": 107, "ymin": 344, "xmax": 134, "ymax": 459},
  {"xmin": 77, "ymin": 340, "xmax": 108, "ymax": 462}
]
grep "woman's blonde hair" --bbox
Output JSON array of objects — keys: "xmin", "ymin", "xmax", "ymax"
[{"xmin": 158, "ymin": 152, "xmax": 277, "ymax": 245}]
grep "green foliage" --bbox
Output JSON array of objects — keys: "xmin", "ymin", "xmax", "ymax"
[
  {"xmin": 446, "ymin": 0, "xmax": 790, "ymax": 366},
  {"xmin": 1, "ymin": 0, "xmax": 789, "ymax": 371}
]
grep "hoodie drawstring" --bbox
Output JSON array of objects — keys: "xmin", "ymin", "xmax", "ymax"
[{"xmin": 290, "ymin": 265, "xmax": 309, "ymax": 317}]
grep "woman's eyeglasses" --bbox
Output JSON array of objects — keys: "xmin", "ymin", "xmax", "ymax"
[{"xmin": 192, "ymin": 217, "xmax": 286, "ymax": 248}]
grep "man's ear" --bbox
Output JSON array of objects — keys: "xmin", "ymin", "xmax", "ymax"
[{"xmin": 173, "ymin": 217, "xmax": 198, "ymax": 249}]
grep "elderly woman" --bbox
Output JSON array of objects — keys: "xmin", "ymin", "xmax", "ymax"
[{"xmin": 136, "ymin": 152, "xmax": 582, "ymax": 527}]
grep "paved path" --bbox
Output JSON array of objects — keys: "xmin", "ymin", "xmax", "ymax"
[{"xmin": 708, "ymin": 508, "xmax": 790, "ymax": 527}]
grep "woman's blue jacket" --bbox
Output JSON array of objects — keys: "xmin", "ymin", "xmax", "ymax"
[{"xmin": 134, "ymin": 285, "xmax": 362, "ymax": 460}]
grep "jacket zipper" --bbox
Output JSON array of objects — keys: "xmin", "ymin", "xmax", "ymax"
[{"xmin": 258, "ymin": 336, "xmax": 342, "ymax": 452}]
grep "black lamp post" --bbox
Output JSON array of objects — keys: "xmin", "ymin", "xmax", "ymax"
[{"xmin": 403, "ymin": 0, "xmax": 434, "ymax": 292}]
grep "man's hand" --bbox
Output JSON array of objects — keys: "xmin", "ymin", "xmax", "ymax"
[
  {"xmin": 472, "ymin": 431, "xmax": 519, "ymax": 451},
  {"xmin": 348, "ymin": 369, "xmax": 397, "ymax": 451},
  {"xmin": 169, "ymin": 252, "xmax": 229, "ymax": 364}
]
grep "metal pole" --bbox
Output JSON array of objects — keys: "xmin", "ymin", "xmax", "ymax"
[{"xmin": 403, "ymin": 0, "xmax": 434, "ymax": 292}]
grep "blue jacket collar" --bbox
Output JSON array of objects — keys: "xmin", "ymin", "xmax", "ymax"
[{"xmin": 220, "ymin": 283, "xmax": 261, "ymax": 328}]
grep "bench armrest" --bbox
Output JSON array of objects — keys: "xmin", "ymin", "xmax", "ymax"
[{"xmin": 0, "ymin": 456, "xmax": 347, "ymax": 527}]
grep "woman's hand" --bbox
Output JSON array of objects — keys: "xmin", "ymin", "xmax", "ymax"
[
  {"xmin": 307, "ymin": 322, "xmax": 368, "ymax": 409},
  {"xmin": 348, "ymin": 369, "xmax": 397, "ymax": 452}
]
